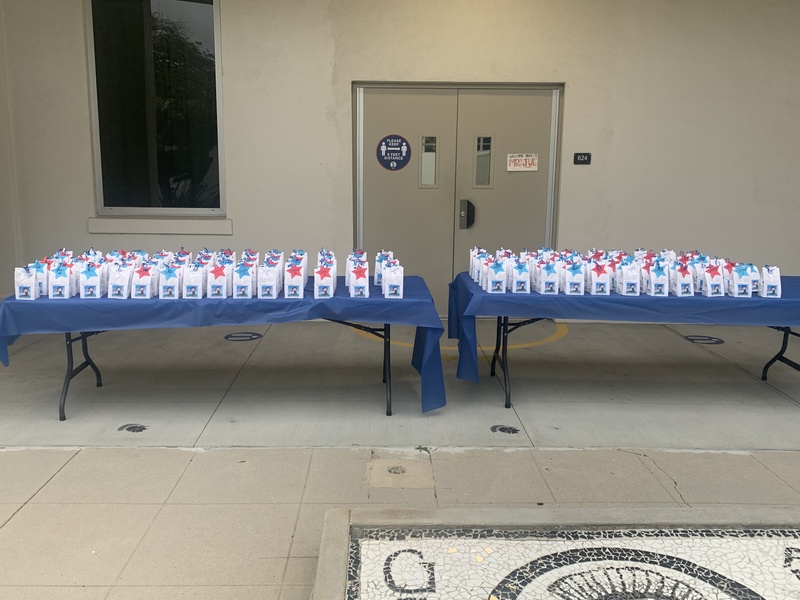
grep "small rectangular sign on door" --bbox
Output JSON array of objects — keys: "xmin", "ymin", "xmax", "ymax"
[{"xmin": 507, "ymin": 153, "xmax": 538, "ymax": 171}]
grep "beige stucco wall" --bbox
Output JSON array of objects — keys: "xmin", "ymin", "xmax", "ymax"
[
  {"xmin": 0, "ymin": 3, "xmax": 21, "ymax": 297},
  {"xmin": 1, "ymin": 0, "xmax": 799, "ymax": 282}
]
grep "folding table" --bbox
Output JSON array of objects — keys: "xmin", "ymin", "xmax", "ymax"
[
  {"xmin": 0, "ymin": 276, "xmax": 446, "ymax": 419},
  {"xmin": 448, "ymin": 272, "xmax": 800, "ymax": 407}
]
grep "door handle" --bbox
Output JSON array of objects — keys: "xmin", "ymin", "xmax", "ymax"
[{"xmin": 459, "ymin": 199, "xmax": 475, "ymax": 229}]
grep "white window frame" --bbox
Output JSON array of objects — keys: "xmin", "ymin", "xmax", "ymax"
[{"xmin": 85, "ymin": 0, "xmax": 226, "ymax": 217}]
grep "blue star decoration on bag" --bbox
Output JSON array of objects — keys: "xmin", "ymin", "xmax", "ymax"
[
  {"xmin": 235, "ymin": 263, "xmax": 252, "ymax": 278},
  {"xmin": 652, "ymin": 264, "xmax": 666, "ymax": 278},
  {"xmin": 52, "ymin": 264, "xmax": 68, "ymax": 279},
  {"xmin": 490, "ymin": 262, "xmax": 505, "ymax": 275},
  {"xmin": 734, "ymin": 263, "xmax": 750, "ymax": 277},
  {"xmin": 543, "ymin": 262, "xmax": 557, "ymax": 276},
  {"xmin": 162, "ymin": 265, "xmax": 178, "ymax": 281},
  {"xmin": 513, "ymin": 261, "xmax": 528, "ymax": 275},
  {"xmin": 30, "ymin": 260, "xmax": 46, "ymax": 274},
  {"xmin": 83, "ymin": 264, "xmax": 98, "ymax": 279},
  {"xmin": 568, "ymin": 262, "xmax": 583, "ymax": 274}
]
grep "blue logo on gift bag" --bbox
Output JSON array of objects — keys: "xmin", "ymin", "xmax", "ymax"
[
  {"xmin": 737, "ymin": 284, "xmax": 749, "ymax": 296},
  {"xmin": 52, "ymin": 285, "xmax": 66, "ymax": 298},
  {"xmin": 388, "ymin": 284, "xmax": 401, "ymax": 297},
  {"xmin": 681, "ymin": 283, "xmax": 691, "ymax": 295},
  {"xmin": 185, "ymin": 285, "xmax": 198, "ymax": 298},
  {"xmin": 134, "ymin": 285, "xmax": 147, "ymax": 297},
  {"xmin": 111, "ymin": 285, "xmax": 125, "ymax": 298},
  {"xmin": 353, "ymin": 285, "xmax": 366, "ymax": 298},
  {"xmin": 261, "ymin": 285, "xmax": 273, "ymax": 298},
  {"xmin": 18, "ymin": 286, "xmax": 31, "ymax": 298},
  {"xmin": 210, "ymin": 285, "xmax": 223, "ymax": 297},
  {"xmin": 710, "ymin": 283, "xmax": 722, "ymax": 296},
  {"xmin": 162, "ymin": 286, "xmax": 175, "ymax": 298},
  {"xmin": 287, "ymin": 285, "xmax": 300, "ymax": 297},
  {"xmin": 83, "ymin": 285, "xmax": 96, "ymax": 298},
  {"xmin": 317, "ymin": 285, "xmax": 330, "ymax": 297},
  {"xmin": 236, "ymin": 285, "xmax": 249, "ymax": 297},
  {"xmin": 767, "ymin": 284, "xmax": 778, "ymax": 297}
]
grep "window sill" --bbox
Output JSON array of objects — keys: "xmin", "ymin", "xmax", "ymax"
[{"xmin": 88, "ymin": 218, "xmax": 233, "ymax": 235}]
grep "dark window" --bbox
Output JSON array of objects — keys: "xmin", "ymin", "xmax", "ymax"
[{"xmin": 91, "ymin": 0, "xmax": 220, "ymax": 212}]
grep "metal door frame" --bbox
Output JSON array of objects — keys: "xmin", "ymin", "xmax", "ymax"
[{"xmin": 353, "ymin": 82, "xmax": 564, "ymax": 250}]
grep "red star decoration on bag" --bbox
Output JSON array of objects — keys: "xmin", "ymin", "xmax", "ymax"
[
  {"xmin": 135, "ymin": 265, "xmax": 151, "ymax": 279},
  {"xmin": 592, "ymin": 263, "xmax": 607, "ymax": 276},
  {"xmin": 210, "ymin": 265, "xmax": 227, "ymax": 280},
  {"xmin": 677, "ymin": 263, "xmax": 691, "ymax": 277},
  {"xmin": 352, "ymin": 264, "xmax": 368, "ymax": 280},
  {"xmin": 590, "ymin": 250, "xmax": 604, "ymax": 261},
  {"xmin": 723, "ymin": 261, "xmax": 734, "ymax": 275},
  {"xmin": 644, "ymin": 251, "xmax": 657, "ymax": 262},
  {"xmin": 706, "ymin": 264, "xmax": 721, "ymax": 278},
  {"xmin": 287, "ymin": 264, "xmax": 303, "ymax": 278},
  {"xmin": 641, "ymin": 262, "xmax": 651, "ymax": 274},
  {"xmin": 315, "ymin": 266, "xmax": 331, "ymax": 279}
]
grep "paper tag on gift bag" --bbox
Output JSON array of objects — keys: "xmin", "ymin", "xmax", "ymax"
[
  {"xmin": 759, "ymin": 265, "xmax": 781, "ymax": 298},
  {"xmin": 14, "ymin": 267, "xmax": 39, "ymax": 300}
]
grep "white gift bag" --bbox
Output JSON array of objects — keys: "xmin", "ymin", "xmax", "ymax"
[
  {"xmin": 511, "ymin": 261, "xmax": 530, "ymax": 294},
  {"xmin": 618, "ymin": 262, "xmax": 640, "ymax": 296},
  {"xmin": 14, "ymin": 267, "xmax": 39, "ymax": 300},
  {"xmin": 759, "ymin": 266, "xmax": 781, "ymax": 298},
  {"xmin": 158, "ymin": 264, "xmax": 182, "ymax": 300},
  {"xmin": 28, "ymin": 261, "xmax": 49, "ymax": 297},
  {"xmin": 644, "ymin": 262, "xmax": 669, "ymax": 297},
  {"xmin": 535, "ymin": 262, "xmax": 559, "ymax": 295},
  {"xmin": 349, "ymin": 260, "xmax": 369, "ymax": 298},
  {"xmin": 284, "ymin": 261, "xmax": 306, "ymax": 299},
  {"xmin": 183, "ymin": 264, "xmax": 206, "ymax": 299},
  {"xmin": 108, "ymin": 263, "xmax": 133, "ymax": 299},
  {"xmin": 670, "ymin": 263, "xmax": 695, "ymax": 297},
  {"xmin": 383, "ymin": 265, "xmax": 404, "ymax": 298},
  {"xmin": 232, "ymin": 263, "xmax": 254, "ymax": 299},
  {"xmin": 702, "ymin": 263, "xmax": 725, "ymax": 297},
  {"xmin": 132, "ymin": 263, "xmax": 156, "ymax": 299},
  {"xmin": 48, "ymin": 262, "xmax": 74, "ymax": 299},
  {"xmin": 257, "ymin": 265, "xmax": 282, "ymax": 299},
  {"xmin": 589, "ymin": 262, "xmax": 611, "ymax": 295},
  {"xmin": 207, "ymin": 263, "xmax": 231, "ymax": 298},
  {"xmin": 486, "ymin": 262, "xmax": 507, "ymax": 294},
  {"xmin": 79, "ymin": 263, "xmax": 105, "ymax": 298},
  {"xmin": 563, "ymin": 263, "xmax": 585, "ymax": 295},
  {"xmin": 314, "ymin": 262, "xmax": 336, "ymax": 299},
  {"xmin": 728, "ymin": 264, "xmax": 752, "ymax": 298}
]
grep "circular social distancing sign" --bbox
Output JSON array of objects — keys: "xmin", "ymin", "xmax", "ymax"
[{"xmin": 376, "ymin": 134, "xmax": 411, "ymax": 171}]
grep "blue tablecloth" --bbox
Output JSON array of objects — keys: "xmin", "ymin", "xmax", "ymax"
[
  {"xmin": 449, "ymin": 271, "xmax": 800, "ymax": 382},
  {"xmin": 0, "ymin": 276, "xmax": 446, "ymax": 412}
]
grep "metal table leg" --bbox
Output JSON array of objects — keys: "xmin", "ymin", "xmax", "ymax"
[
  {"xmin": 59, "ymin": 331, "xmax": 103, "ymax": 421},
  {"xmin": 325, "ymin": 320, "xmax": 393, "ymax": 415},
  {"xmin": 490, "ymin": 317, "xmax": 546, "ymax": 409},
  {"xmin": 762, "ymin": 326, "xmax": 800, "ymax": 381}
]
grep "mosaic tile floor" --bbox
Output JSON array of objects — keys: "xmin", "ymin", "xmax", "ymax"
[{"xmin": 349, "ymin": 527, "xmax": 800, "ymax": 599}]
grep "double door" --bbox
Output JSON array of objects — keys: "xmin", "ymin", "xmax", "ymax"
[{"xmin": 359, "ymin": 86, "xmax": 561, "ymax": 313}]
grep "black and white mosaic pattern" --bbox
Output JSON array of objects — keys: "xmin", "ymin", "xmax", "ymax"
[{"xmin": 348, "ymin": 527, "xmax": 800, "ymax": 599}]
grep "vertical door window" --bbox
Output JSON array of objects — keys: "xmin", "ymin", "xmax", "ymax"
[
  {"xmin": 420, "ymin": 135, "xmax": 438, "ymax": 187},
  {"xmin": 474, "ymin": 136, "xmax": 493, "ymax": 187}
]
